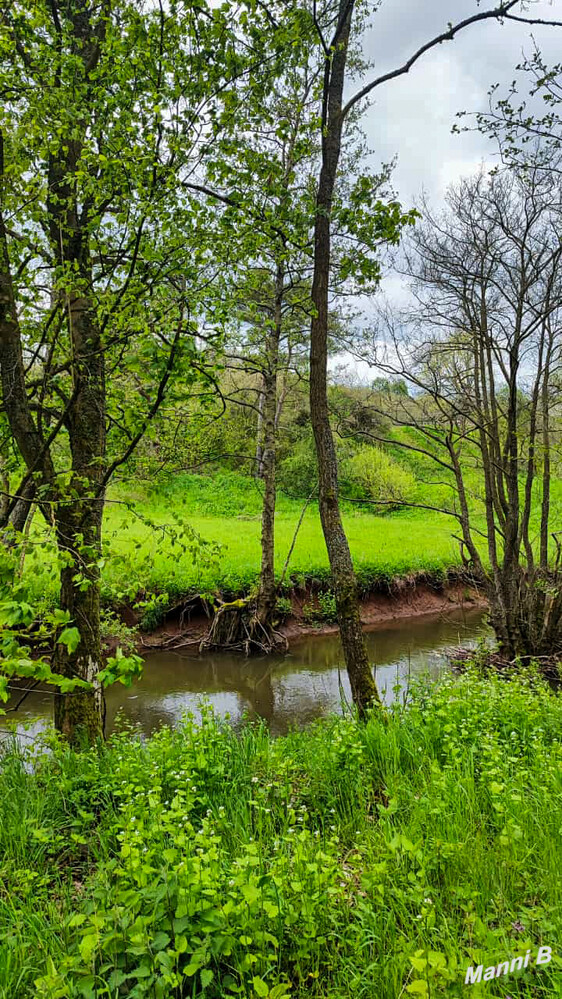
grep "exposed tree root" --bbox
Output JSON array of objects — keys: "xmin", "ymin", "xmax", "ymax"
[{"xmin": 200, "ymin": 597, "xmax": 288, "ymax": 655}]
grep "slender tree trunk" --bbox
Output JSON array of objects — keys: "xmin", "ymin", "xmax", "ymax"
[
  {"xmin": 255, "ymin": 386, "xmax": 265, "ymax": 478},
  {"xmin": 256, "ymin": 263, "xmax": 283, "ymax": 626},
  {"xmin": 309, "ymin": 0, "xmax": 380, "ymax": 715}
]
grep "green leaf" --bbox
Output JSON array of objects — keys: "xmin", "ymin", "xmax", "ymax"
[
  {"xmin": 406, "ymin": 982, "xmax": 428, "ymax": 995},
  {"xmin": 242, "ymin": 884, "xmax": 260, "ymax": 905},
  {"xmin": 253, "ymin": 977, "xmax": 269, "ymax": 997},
  {"xmin": 78, "ymin": 933, "xmax": 99, "ymax": 963},
  {"xmin": 57, "ymin": 627, "xmax": 81, "ymax": 653},
  {"xmin": 108, "ymin": 970, "xmax": 128, "ymax": 989},
  {"xmin": 268, "ymin": 986, "xmax": 291, "ymax": 999},
  {"xmin": 175, "ymin": 934, "xmax": 188, "ymax": 953},
  {"xmin": 201, "ymin": 969, "xmax": 214, "ymax": 989}
]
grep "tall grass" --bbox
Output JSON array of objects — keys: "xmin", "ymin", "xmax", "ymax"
[{"xmin": 1, "ymin": 668, "xmax": 561, "ymax": 998}]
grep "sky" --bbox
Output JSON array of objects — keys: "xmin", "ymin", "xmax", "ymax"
[
  {"xmin": 334, "ymin": 0, "xmax": 562, "ymax": 380},
  {"xmin": 358, "ymin": 0, "xmax": 562, "ymax": 207}
]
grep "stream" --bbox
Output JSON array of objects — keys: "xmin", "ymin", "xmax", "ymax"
[{"xmin": 1, "ymin": 606, "xmax": 488, "ymax": 743}]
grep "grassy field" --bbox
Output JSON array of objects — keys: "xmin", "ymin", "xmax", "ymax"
[
  {"xmin": 21, "ymin": 473, "xmax": 465, "ymax": 612},
  {"xmin": 1, "ymin": 667, "xmax": 561, "ymax": 998}
]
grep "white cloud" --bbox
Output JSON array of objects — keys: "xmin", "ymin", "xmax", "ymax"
[
  {"xmin": 346, "ymin": 0, "xmax": 562, "ymax": 317},
  {"xmin": 357, "ymin": 0, "xmax": 562, "ymax": 206}
]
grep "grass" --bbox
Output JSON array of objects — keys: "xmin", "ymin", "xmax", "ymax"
[
  {"xmin": 1, "ymin": 667, "xmax": 561, "ymax": 998},
  {"xmin": 21, "ymin": 472, "xmax": 464, "ymax": 611}
]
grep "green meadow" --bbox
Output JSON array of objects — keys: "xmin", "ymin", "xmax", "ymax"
[{"xmin": 20, "ymin": 473, "xmax": 465, "ymax": 614}]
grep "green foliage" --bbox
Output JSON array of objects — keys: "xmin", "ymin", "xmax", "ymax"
[
  {"xmin": 100, "ymin": 612, "xmax": 138, "ymax": 657},
  {"xmin": 0, "ymin": 568, "xmax": 143, "ymax": 711},
  {"xmin": 134, "ymin": 593, "xmax": 173, "ymax": 632},
  {"xmin": 276, "ymin": 434, "xmax": 318, "ymax": 498},
  {"xmin": 302, "ymin": 590, "xmax": 338, "ymax": 624},
  {"xmin": 342, "ymin": 445, "xmax": 417, "ymax": 508},
  {"xmin": 274, "ymin": 596, "xmax": 292, "ymax": 620},
  {"xmin": 19, "ymin": 472, "xmax": 466, "ymax": 612},
  {"xmin": 1, "ymin": 671, "xmax": 562, "ymax": 997}
]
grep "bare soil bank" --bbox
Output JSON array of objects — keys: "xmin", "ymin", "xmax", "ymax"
[{"xmin": 135, "ymin": 580, "xmax": 487, "ymax": 652}]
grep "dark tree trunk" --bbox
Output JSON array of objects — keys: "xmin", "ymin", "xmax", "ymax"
[
  {"xmin": 0, "ymin": 5, "xmax": 108, "ymax": 744},
  {"xmin": 309, "ymin": 0, "xmax": 380, "ymax": 716},
  {"xmin": 48, "ymin": 283, "xmax": 106, "ymax": 741}
]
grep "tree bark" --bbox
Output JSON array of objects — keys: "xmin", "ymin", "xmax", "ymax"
[
  {"xmin": 256, "ymin": 262, "xmax": 283, "ymax": 627},
  {"xmin": 0, "ymin": 477, "xmax": 36, "ymax": 547},
  {"xmin": 309, "ymin": 0, "xmax": 380, "ymax": 716},
  {"xmin": 0, "ymin": 5, "xmax": 107, "ymax": 744},
  {"xmin": 255, "ymin": 386, "xmax": 265, "ymax": 478}
]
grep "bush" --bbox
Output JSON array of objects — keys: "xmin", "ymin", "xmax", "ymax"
[
  {"xmin": 276, "ymin": 433, "xmax": 318, "ymax": 498},
  {"xmin": 302, "ymin": 590, "xmax": 338, "ymax": 624},
  {"xmin": 275, "ymin": 595, "xmax": 292, "ymax": 620},
  {"xmin": 342, "ymin": 445, "xmax": 417, "ymax": 509}
]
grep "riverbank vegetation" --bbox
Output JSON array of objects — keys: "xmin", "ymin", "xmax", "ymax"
[{"xmin": 1, "ymin": 667, "xmax": 561, "ymax": 999}]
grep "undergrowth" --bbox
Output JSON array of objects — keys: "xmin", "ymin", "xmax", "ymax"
[{"xmin": 1, "ymin": 668, "xmax": 561, "ymax": 998}]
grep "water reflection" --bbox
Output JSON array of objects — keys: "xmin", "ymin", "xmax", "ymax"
[{"xmin": 1, "ymin": 607, "xmax": 488, "ymax": 741}]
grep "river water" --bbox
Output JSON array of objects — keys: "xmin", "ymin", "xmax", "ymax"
[{"xmin": 1, "ymin": 607, "xmax": 488, "ymax": 742}]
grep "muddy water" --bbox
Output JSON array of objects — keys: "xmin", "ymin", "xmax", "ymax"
[{"xmin": 1, "ymin": 607, "xmax": 488, "ymax": 743}]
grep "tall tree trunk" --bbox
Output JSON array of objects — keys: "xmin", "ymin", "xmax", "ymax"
[
  {"xmin": 256, "ymin": 263, "xmax": 283, "ymax": 627},
  {"xmin": 49, "ymin": 290, "xmax": 106, "ymax": 742},
  {"xmin": 309, "ymin": 0, "xmax": 380, "ymax": 715},
  {"xmin": 43, "ymin": 0, "xmax": 108, "ymax": 742},
  {"xmin": 255, "ymin": 386, "xmax": 265, "ymax": 478}
]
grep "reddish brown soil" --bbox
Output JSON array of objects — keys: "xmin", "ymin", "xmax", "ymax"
[{"xmin": 135, "ymin": 582, "xmax": 487, "ymax": 652}]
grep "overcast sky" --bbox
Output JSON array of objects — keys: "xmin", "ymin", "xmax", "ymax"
[
  {"xmin": 333, "ymin": 0, "xmax": 562, "ymax": 380},
  {"xmin": 358, "ymin": 0, "xmax": 562, "ymax": 206}
]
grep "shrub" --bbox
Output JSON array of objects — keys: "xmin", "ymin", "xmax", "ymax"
[
  {"xmin": 302, "ymin": 590, "xmax": 338, "ymax": 624},
  {"xmin": 342, "ymin": 445, "xmax": 417, "ymax": 509},
  {"xmin": 275, "ymin": 595, "xmax": 292, "ymax": 620},
  {"xmin": 3, "ymin": 672, "xmax": 562, "ymax": 998}
]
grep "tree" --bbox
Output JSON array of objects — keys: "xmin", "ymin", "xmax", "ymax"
[
  {"xmin": 0, "ymin": 0, "xmax": 268, "ymax": 742},
  {"xmin": 196, "ymin": 28, "xmax": 389, "ymax": 653},
  {"xmin": 470, "ymin": 45, "xmax": 562, "ymax": 167},
  {"xmin": 359, "ymin": 164, "xmax": 562, "ymax": 661},
  {"xmin": 198, "ymin": 52, "xmax": 320, "ymax": 651},
  {"xmin": 305, "ymin": 0, "xmax": 562, "ymax": 714}
]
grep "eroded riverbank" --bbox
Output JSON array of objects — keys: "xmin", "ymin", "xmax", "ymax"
[{"xmin": 137, "ymin": 579, "xmax": 486, "ymax": 651}]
